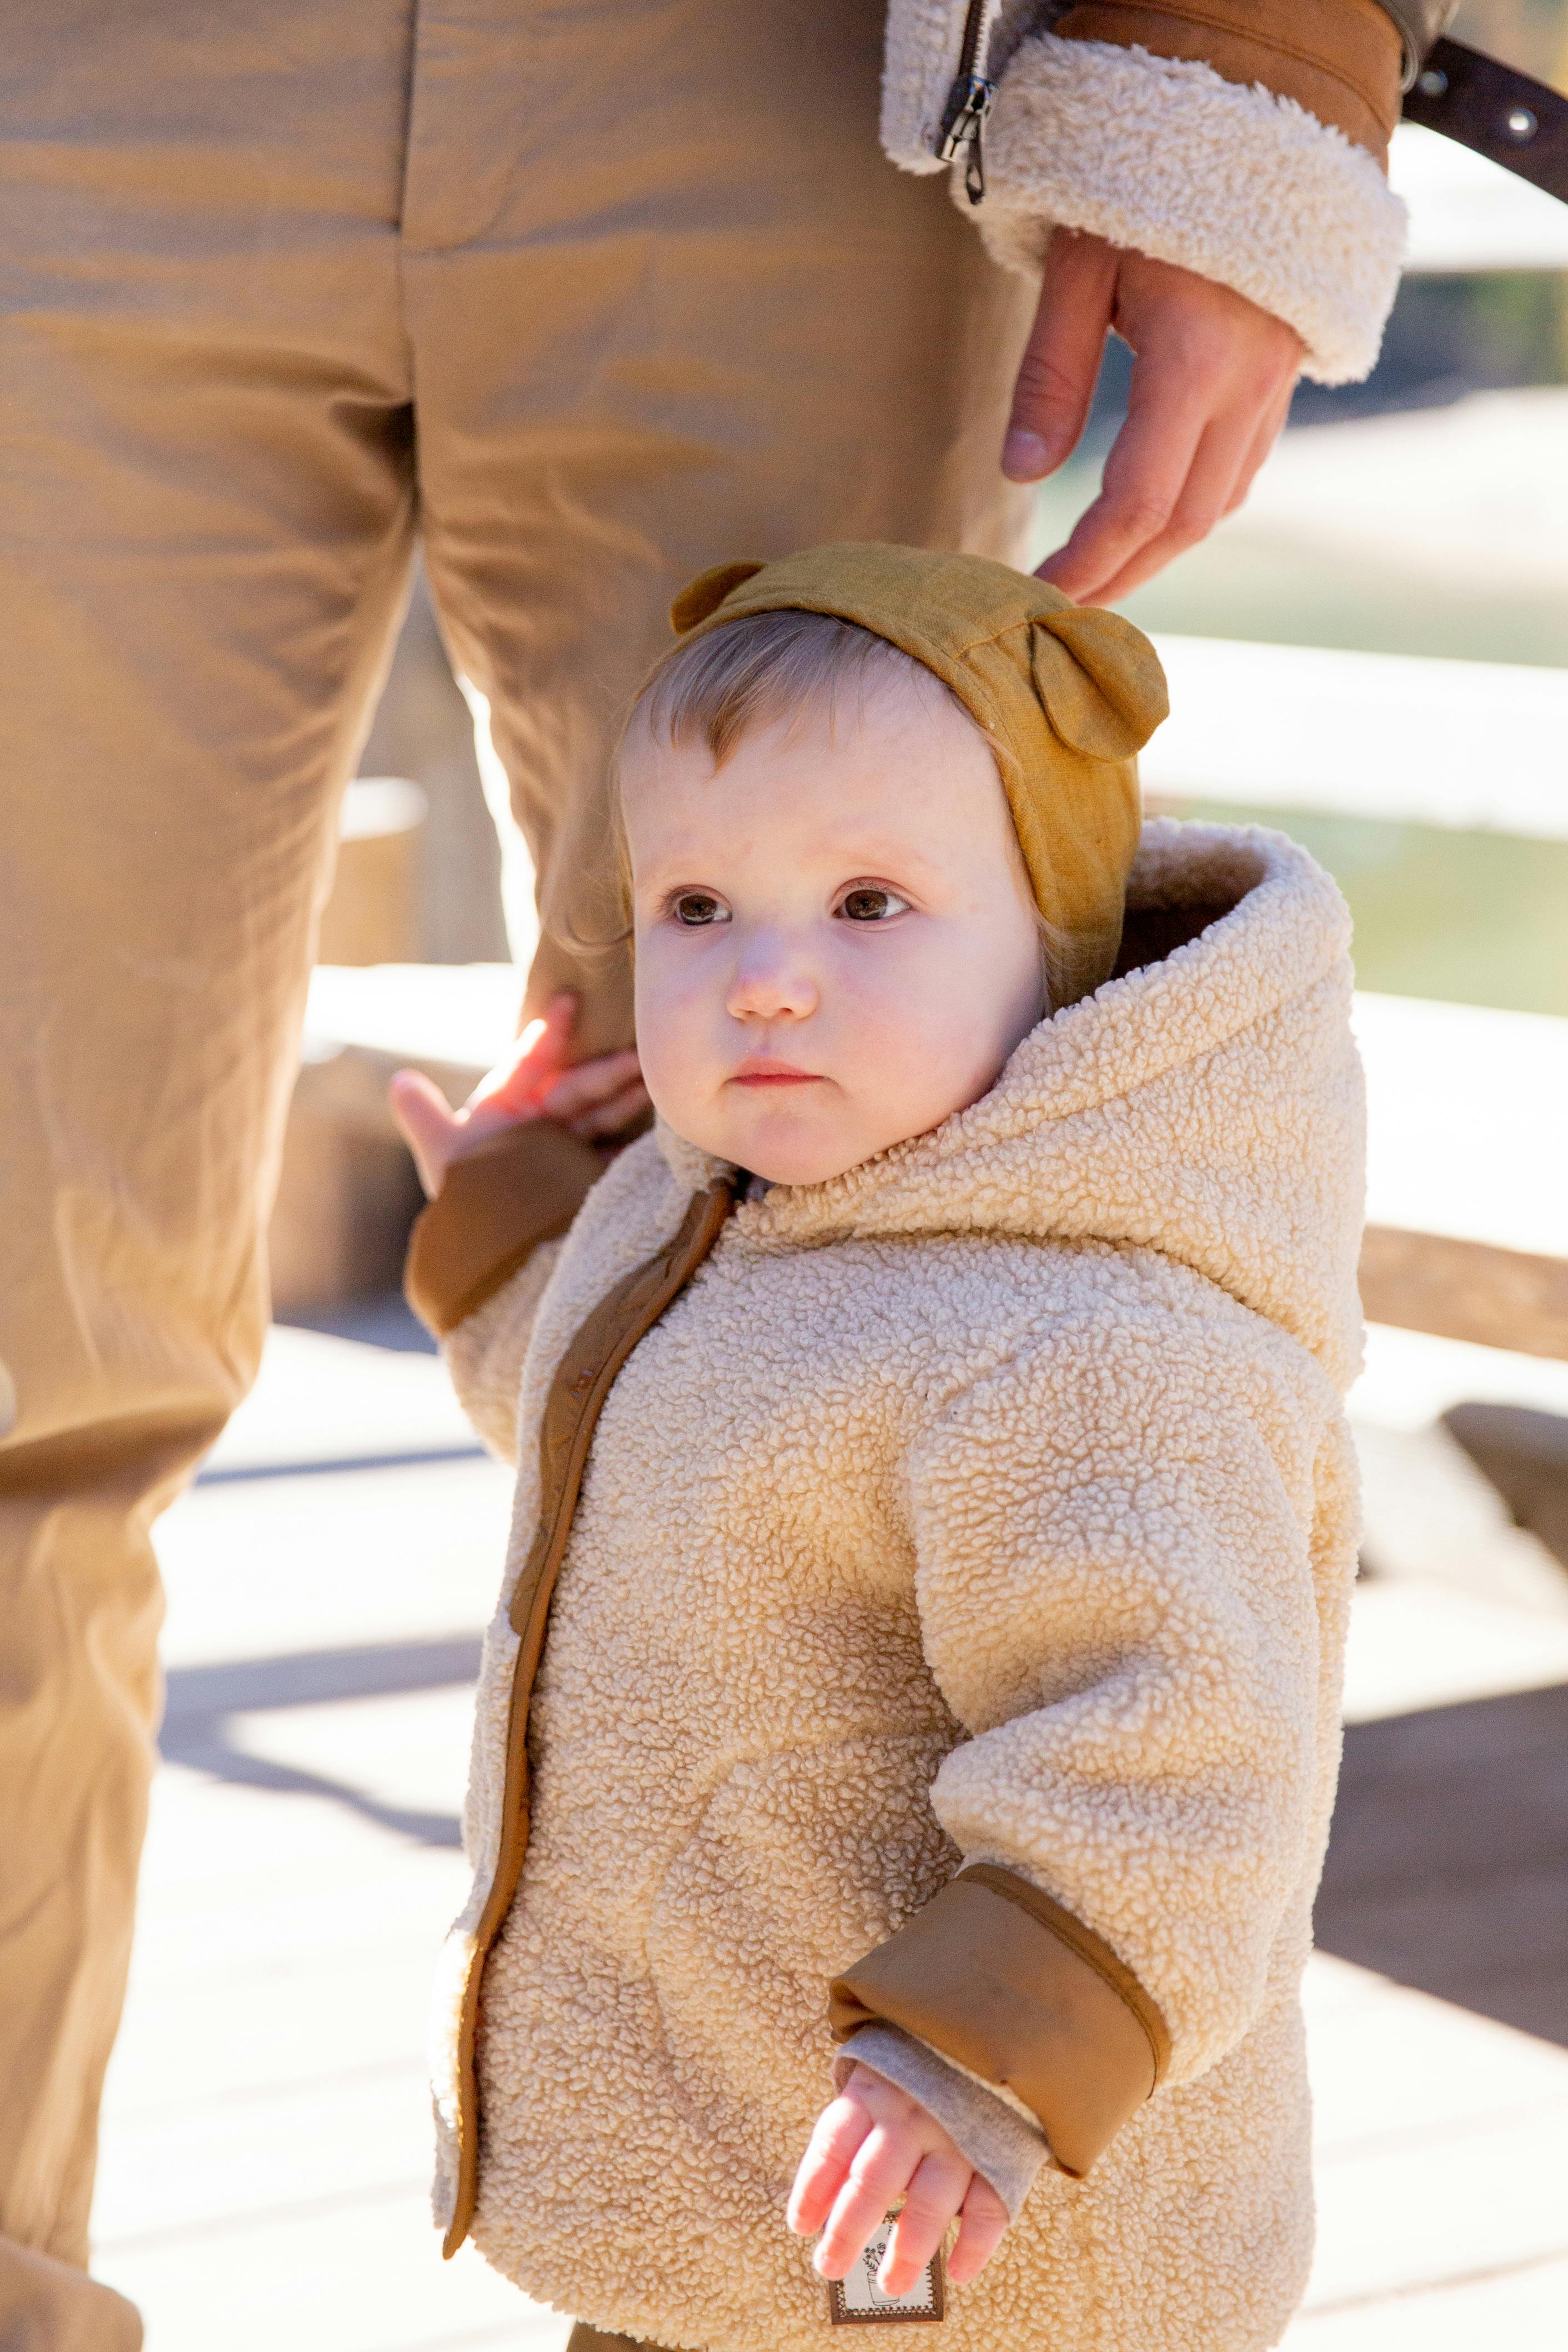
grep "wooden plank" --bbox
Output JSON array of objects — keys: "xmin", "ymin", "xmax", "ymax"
[{"xmin": 1360, "ymin": 1226, "xmax": 1568, "ymax": 1362}]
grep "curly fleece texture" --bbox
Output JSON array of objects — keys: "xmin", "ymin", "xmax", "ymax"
[
  {"xmin": 877, "ymin": 0, "xmax": 1405, "ymax": 383},
  {"xmin": 435, "ymin": 820, "xmax": 1366, "ymax": 2352},
  {"xmin": 975, "ymin": 37, "xmax": 1406, "ymax": 383}
]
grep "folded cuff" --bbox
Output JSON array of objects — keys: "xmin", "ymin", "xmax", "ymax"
[
  {"xmin": 829, "ymin": 1864, "xmax": 1171, "ymax": 2178},
  {"xmin": 980, "ymin": 33, "xmax": 1407, "ymax": 383},
  {"xmin": 837, "ymin": 2023, "xmax": 1048, "ymax": 2221},
  {"xmin": 405, "ymin": 1119, "xmax": 606, "ymax": 1337},
  {"xmin": 1053, "ymin": 0, "xmax": 1402, "ymax": 161}
]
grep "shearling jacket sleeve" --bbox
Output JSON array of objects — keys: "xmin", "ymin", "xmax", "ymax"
[
  {"xmin": 882, "ymin": 0, "xmax": 1456, "ymax": 382},
  {"xmin": 405, "ymin": 1119, "xmax": 605, "ymax": 1464},
  {"xmin": 830, "ymin": 1295, "xmax": 1352, "ymax": 2176}
]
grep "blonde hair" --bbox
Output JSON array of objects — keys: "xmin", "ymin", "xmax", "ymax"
[
  {"xmin": 634, "ymin": 607, "xmax": 945, "ymax": 765},
  {"xmin": 565, "ymin": 608, "xmax": 1065, "ymax": 1001}
]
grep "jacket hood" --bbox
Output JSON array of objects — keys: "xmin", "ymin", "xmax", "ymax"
[{"xmin": 660, "ymin": 818, "xmax": 1366, "ymax": 1393}]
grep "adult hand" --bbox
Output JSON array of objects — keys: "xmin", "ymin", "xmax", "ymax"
[
  {"xmin": 389, "ymin": 991, "xmax": 648, "ymax": 1197},
  {"xmin": 1005, "ymin": 229, "xmax": 1303, "ymax": 606}
]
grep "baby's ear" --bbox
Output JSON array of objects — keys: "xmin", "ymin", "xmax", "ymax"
[
  {"xmin": 668, "ymin": 559, "xmax": 767, "ymax": 634},
  {"xmin": 1030, "ymin": 608, "xmax": 1169, "ymax": 762}
]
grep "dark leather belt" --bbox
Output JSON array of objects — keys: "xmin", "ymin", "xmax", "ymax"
[{"xmin": 1404, "ymin": 37, "xmax": 1568, "ymax": 206}]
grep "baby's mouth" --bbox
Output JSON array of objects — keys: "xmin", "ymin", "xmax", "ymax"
[{"xmin": 729, "ymin": 1057, "xmax": 823, "ymax": 1088}]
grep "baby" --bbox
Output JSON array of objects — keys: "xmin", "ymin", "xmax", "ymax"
[{"xmin": 392, "ymin": 545, "xmax": 1366, "ymax": 2352}]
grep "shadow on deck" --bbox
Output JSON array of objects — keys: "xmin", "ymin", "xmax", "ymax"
[{"xmin": 1317, "ymin": 1679, "xmax": 1568, "ymax": 2046}]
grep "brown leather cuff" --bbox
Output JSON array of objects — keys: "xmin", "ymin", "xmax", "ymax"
[
  {"xmin": 1055, "ymin": 0, "xmax": 1404, "ymax": 161},
  {"xmin": 829, "ymin": 1864, "xmax": 1171, "ymax": 2178},
  {"xmin": 404, "ymin": 1120, "xmax": 606, "ymax": 1337}
]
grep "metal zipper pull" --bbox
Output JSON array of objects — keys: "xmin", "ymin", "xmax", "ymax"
[{"xmin": 937, "ymin": 73, "xmax": 996, "ymax": 205}]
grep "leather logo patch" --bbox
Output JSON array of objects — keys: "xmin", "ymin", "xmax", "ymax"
[{"xmin": 827, "ymin": 2220, "xmax": 944, "ymax": 2325}]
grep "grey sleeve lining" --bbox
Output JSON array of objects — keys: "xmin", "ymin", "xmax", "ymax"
[{"xmin": 833, "ymin": 2023, "xmax": 1049, "ymax": 2223}]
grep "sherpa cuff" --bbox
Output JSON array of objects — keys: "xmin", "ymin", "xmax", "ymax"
[
  {"xmin": 836, "ymin": 2023, "xmax": 1048, "ymax": 2220},
  {"xmin": 977, "ymin": 33, "xmax": 1407, "ymax": 383},
  {"xmin": 405, "ymin": 1118, "xmax": 605, "ymax": 1337},
  {"xmin": 1053, "ymin": 0, "xmax": 1404, "ymax": 162},
  {"xmin": 829, "ymin": 1864, "xmax": 1171, "ymax": 2178}
]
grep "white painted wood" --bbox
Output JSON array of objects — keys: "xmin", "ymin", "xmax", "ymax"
[{"xmin": 1146, "ymin": 633, "xmax": 1568, "ymax": 838}]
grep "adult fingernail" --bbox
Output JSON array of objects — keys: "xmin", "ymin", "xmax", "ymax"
[{"xmin": 1002, "ymin": 429, "xmax": 1050, "ymax": 480}]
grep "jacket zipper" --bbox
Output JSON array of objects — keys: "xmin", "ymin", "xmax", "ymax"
[{"xmin": 936, "ymin": 0, "xmax": 996, "ymax": 204}]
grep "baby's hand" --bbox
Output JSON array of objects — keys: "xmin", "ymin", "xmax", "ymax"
[
  {"xmin": 389, "ymin": 991, "xmax": 649, "ymax": 1198},
  {"xmin": 787, "ymin": 2064, "xmax": 1010, "ymax": 2299}
]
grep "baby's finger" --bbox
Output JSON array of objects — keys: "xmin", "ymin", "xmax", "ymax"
[
  {"xmin": 539, "ymin": 1048, "xmax": 644, "ymax": 1122},
  {"xmin": 878, "ymin": 2151, "xmax": 968, "ymax": 2297},
  {"xmin": 787, "ymin": 2096, "xmax": 872, "ymax": 2237},
  {"xmin": 466, "ymin": 992, "xmax": 577, "ymax": 1115},
  {"xmin": 945, "ymin": 2174, "xmax": 1011, "ymax": 2285},
  {"xmin": 814, "ymin": 2130, "xmax": 910, "ymax": 2280},
  {"xmin": 561, "ymin": 1080, "xmax": 652, "ymax": 1142},
  {"xmin": 388, "ymin": 1068, "xmax": 459, "ymax": 1199}
]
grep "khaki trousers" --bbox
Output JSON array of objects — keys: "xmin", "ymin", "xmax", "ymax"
[{"xmin": 0, "ymin": 3, "xmax": 1031, "ymax": 2341}]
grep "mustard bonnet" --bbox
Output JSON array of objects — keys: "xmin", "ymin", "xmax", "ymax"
[{"xmin": 667, "ymin": 542, "xmax": 1168, "ymax": 1006}]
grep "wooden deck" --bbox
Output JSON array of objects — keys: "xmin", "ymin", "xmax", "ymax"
[{"xmin": 92, "ymin": 1315, "xmax": 1568, "ymax": 2350}]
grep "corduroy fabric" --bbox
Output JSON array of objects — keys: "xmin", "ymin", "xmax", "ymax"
[{"xmin": 665, "ymin": 543, "xmax": 1168, "ymax": 1006}]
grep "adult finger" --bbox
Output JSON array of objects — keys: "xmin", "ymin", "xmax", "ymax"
[
  {"xmin": 878, "ymin": 2151, "xmax": 969, "ymax": 2296},
  {"xmin": 1035, "ymin": 358, "xmax": 1211, "ymax": 603},
  {"xmin": 1224, "ymin": 373, "xmax": 1296, "ymax": 517},
  {"xmin": 388, "ymin": 1068, "xmax": 458, "ymax": 1199},
  {"xmin": 815, "ymin": 2129, "xmax": 912, "ymax": 2279},
  {"xmin": 1091, "ymin": 352, "xmax": 1296, "ymax": 602},
  {"xmin": 1087, "ymin": 396, "xmax": 1261, "ymax": 604},
  {"xmin": 1002, "ymin": 228, "xmax": 1118, "ymax": 483},
  {"xmin": 946, "ymin": 2175, "xmax": 1011, "ymax": 2284}
]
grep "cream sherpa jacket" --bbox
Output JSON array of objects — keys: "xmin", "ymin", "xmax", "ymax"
[
  {"xmin": 416, "ymin": 820, "xmax": 1365, "ymax": 2352},
  {"xmin": 878, "ymin": 0, "xmax": 1432, "ymax": 381}
]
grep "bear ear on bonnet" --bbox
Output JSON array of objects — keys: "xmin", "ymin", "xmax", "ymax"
[
  {"xmin": 669, "ymin": 560, "xmax": 767, "ymax": 635},
  {"xmin": 653, "ymin": 541, "xmax": 1162, "ymax": 1010},
  {"xmin": 1029, "ymin": 605, "xmax": 1169, "ymax": 764}
]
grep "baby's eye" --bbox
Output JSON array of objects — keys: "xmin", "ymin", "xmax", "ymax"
[
  {"xmin": 836, "ymin": 885, "xmax": 911, "ymax": 923},
  {"xmin": 671, "ymin": 890, "xmax": 728, "ymax": 928}
]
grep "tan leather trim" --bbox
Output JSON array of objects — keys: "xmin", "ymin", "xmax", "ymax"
[
  {"xmin": 442, "ymin": 1177, "xmax": 737, "ymax": 2259},
  {"xmin": 828, "ymin": 1865, "xmax": 1170, "ymax": 2178},
  {"xmin": 1359, "ymin": 1224, "xmax": 1568, "ymax": 1362},
  {"xmin": 405, "ymin": 1119, "xmax": 608, "ymax": 1337},
  {"xmin": 957, "ymin": 1863, "xmax": 1172, "ymax": 2084},
  {"xmin": 1055, "ymin": 0, "xmax": 1403, "ymax": 161}
]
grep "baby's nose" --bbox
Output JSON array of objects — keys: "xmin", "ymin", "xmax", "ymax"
[{"xmin": 726, "ymin": 940, "xmax": 818, "ymax": 1022}]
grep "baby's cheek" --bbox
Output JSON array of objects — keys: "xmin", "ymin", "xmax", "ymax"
[
  {"xmin": 633, "ymin": 954, "xmax": 711, "ymax": 1131},
  {"xmin": 640, "ymin": 1038, "xmax": 713, "ymax": 1148},
  {"xmin": 852, "ymin": 955, "xmax": 990, "ymax": 1132}
]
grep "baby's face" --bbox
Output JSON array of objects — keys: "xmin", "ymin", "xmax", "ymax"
[{"xmin": 621, "ymin": 677, "xmax": 1048, "ymax": 1185}]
